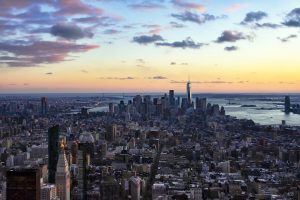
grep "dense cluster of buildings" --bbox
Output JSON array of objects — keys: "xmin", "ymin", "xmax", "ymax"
[{"xmin": 0, "ymin": 84, "xmax": 299, "ymax": 200}]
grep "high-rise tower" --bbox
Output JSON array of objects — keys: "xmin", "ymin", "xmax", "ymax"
[
  {"xmin": 48, "ymin": 125, "xmax": 60, "ymax": 184},
  {"xmin": 55, "ymin": 144, "xmax": 70, "ymax": 200},
  {"xmin": 187, "ymin": 80, "xmax": 192, "ymax": 107},
  {"xmin": 285, "ymin": 96, "xmax": 291, "ymax": 113},
  {"xmin": 169, "ymin": 90, "xmax": 175, "ymax": 107},
  {"xmin": 6, "ymin": 167, "xmax": 41, "ymax": 200},
  {"xmin": 41, "ymin": 97, "xmax": 48, "ymax": 117}
]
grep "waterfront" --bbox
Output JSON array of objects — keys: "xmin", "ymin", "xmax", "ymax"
[{"xmin": 89, "ymin": 94, "xmax": 300, "ymax": 126}]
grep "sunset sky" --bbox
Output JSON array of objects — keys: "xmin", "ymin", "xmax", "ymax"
[{"xmin": 0, "ymin": 0, "xmax": 300, "ymax": 93}]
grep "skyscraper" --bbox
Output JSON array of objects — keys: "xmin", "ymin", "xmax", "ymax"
[
  {"xmin": 48, "ymin": 125, "xmax": 60, "ymax": 184},
  {"xmin": 108, "ymin": 103, "xmax": 114, "ymax": 115},
  {"xmin": 187, "ymin": 80, "xmax": 192, "ymax": 107},
  {"xmin": 41, "ymin": 97, "xmax": 48, "ymax": 117},
  {"xmin": 196, "ymin": 98, "xmax": 207, "ymax": 112},
  {"xmin": 41, "ymin": 184, "xmax": 57, "ymax": 200},
  {"xmin": 106, "ymin": 124, "xmax": 117, "ymax": 142},
  {"xmin": 130, "ymin": 176, "xmax": 141, "ymax": 200},
  {"xmin": 6, "ymin": 167, "xmax": 41, "ymax": 200},
  {"xmin": 55, "ymin": 144, "xmax": 71, "ymax": 200},
  {"xmin": 77, "ymin": 143, "xmax": 89, "ymax": 199},
  {"xmin": 285, "ymin": 96, "xmax": 291, "ymax": 113},
  {"xmin": 169, "ymin": 90, "xmax": 175, "ymax": 107}
]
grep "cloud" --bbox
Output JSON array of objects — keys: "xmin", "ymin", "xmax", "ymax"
[
  {"xmin": 100, "ymin": 76, "xmax": 135, "ymax": 80},
  {"xmin": 50, "ymin": 23, "xmax": 93, "ymax": 40},
  {"xmin": 171, "ymin": 11, "xmax": 224, "ymax": 25},
  {"xmin": 224, "ymin": 46, "xmax": 238, "ymax": 51},
  {"xmin": 283, "ymin": 8, "xmax": 300, "ymax": 27},
  {"xmin": 241, "ymin": 11, "xmax": 268, "ymax": 24},
  {"xmin": 45, "ymin": 72, "xmax": 53, "ymax": 75},
  {"xmin": 9, "ymin": 5, "xmax": 58, "ymax": 25},
  {"xmin": 225, "ymin": 3, "xmax": 245, "ymax": 13},
  {"xmin": 237, "ymin": 81, "xmax": 249, "ymax": 84},
  {"xmin": 142, "ymin": 24, "xmax": 162, "ymax": 34},
  {"xmin": 128, "ymin": 2, "xmax": 165, "ymax": 11},
  {"xmin": 133, "ymin": 34, "xmax": 164, "ymax": 44},
  {"xmin": 254, "ymin": 23, "xmax": 280, "ymax": 29},
  {"xmin": 156, "ymin": 37, "xmax": 207, "ymax": 49},
  {"xmin": 0, "ymin": 40, "xmax": 99, "ymax": 67},
  {"xmin": 278, "ymin": 81, "xmax": 295, "ymax": 84},
  {"xmin": 170, "ymin": 80, "xmax": 233, "ymax": 84},
  {"xmin": 55, "ymin": 0, "xmax": 104, "ymax": 16},
  {"xmin": 136, "ymin": 59, "xmax": 146, "ymax": 64},
  {"xmin": 216, "ymin": 31, "xmax": 252, "ymax": 43},
  {"xmin": 148, "ymin": 76, "xmax": 168, "ymax": 80},
  {"xmin": 73, "ymin": 16, "xmax": 120, "ymax": 27},
  {"xmin": 277, "ymin": 34, "xmax": 297, "ymax": 42},
  {"xmin": 171, "ymin": 0, "xmax": 206, "ymax": 12},
  {"xmin": 81, "ymin": 69, "xmax": 88, "ymax": 73},
  {"xmin": 170, "ymin": 62, "xmax": 176, "ymax": 65},
  {"xmin": 103, "ymin": 29, "xmax": 122, "ymax": 34},
  {"xmin": 0, "ymin": 0, "xmax": 104, "ymax": 19},
  {"xmin": 170, "ymin": 21, "xmax": 185, "ymax": 28}
]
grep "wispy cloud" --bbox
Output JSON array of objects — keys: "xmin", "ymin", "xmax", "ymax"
[
  {"xmin": 224, "ymin": 46, "xmax": 238, "ymax": 51},
  {"xmin": 172, "ymin": 11, "xmax": 225, "ymax": 25},
  {"xmin": 147, "ymin": 76, "xmax": 168, "ymax": 80},
  {"xmin": 156, "ymin": 37, "xmax": 207, "ymax": 49},
  {"xmin": 254, "ymin": 23, "xmax": 281, "ymax": 29},
  {"xmin": 0, "ymin": 40, "xmax": 99, "ymax": 67},
  {"xmin": 133, "ymin": 34, "xmax": 164, "ymax": 44},
  {"xmin": 128, "ymin": 2, "xmax": 165, "ymax": 11},
  {"xmin": 171, "ymin": 0, "xmax": 206, "ymax": 12},
  {"xmin": 170, "ymin": 80, "xmax": 234, "ymax": 84},
  {"xmin": 99, "ymin": 76, "xmax": 135, "ymax": 80},
  {"xmin": 142, "ymin": 24, "xmax": 162, "ymax": 34},
  {"xmin": 277, "ymin": 34, "xmax": 297, "ymax": 42},
  {"xmin": 169, "ymin": 21, "xmax": 185, "ymax": 28},
  {"xmin": 224, "ymin": 3, "xmax": 245, "ymax": 13},
  {"xmin": 103, "ymin": 29, "xmax": 122, "ymax": 35}
]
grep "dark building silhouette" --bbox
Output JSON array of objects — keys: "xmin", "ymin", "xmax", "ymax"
[
  {"xmin": 41, "ymin": 97, "xmax": 48, "ymax": 117},
  {"xmin": 187, "ymin": 80, "xmax": 192, "ymax": 107},
  {"xmin": 109, "ymin": 103, "xmax": 114, "ymax": 115},
  {"xmin": 285, "ymin": 96, "xmax": 291, "ymax": 113},
  {"xmin": 100, "ymin": 175, "xmax": 119, "ymax": 200},
  {"xmin": 6, "ymin": 167, "xmax": 41, "ymax": 200},
  {"xmin": 196, "ymin": 98, "xmax": 207, "ymax": 112},
  {"xmin": 106, "ymin": 124, "xmax": 117, "ymax": 142},
  {"xmin": 77, "ymin": 143, "xmax": 89, "ymax": 199},
  {"xmin": 48, "ymin": 125, "xmax": 60, "ymax": 184},
  {"xmin": 169, "ymin": 90, "xmax": 175, "ymax": 107}
]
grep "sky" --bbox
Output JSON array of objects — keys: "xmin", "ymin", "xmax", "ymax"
[{"xmin": 0, "ymin": 0, "xmax": 300, "ymax": 93}]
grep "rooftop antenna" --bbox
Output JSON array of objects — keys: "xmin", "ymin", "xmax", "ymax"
[{"xmin": 187, "ymin": 66, "xmax": 191, "ymax": 83}]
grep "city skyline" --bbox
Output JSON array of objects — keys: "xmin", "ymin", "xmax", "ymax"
[{"xmin": 0, "ymin": 0, "xmax": 300, "ymax": 93}]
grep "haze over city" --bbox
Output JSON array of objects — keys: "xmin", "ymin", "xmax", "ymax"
[{"xmin": 0, "ymin": 0, "xmax": 300, "ymax": 93}]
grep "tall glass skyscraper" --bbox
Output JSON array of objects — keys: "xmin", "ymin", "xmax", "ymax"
[
  {"xmin": 41, "ymin": 97, "xmax": 48, "ymax": 117},
  {"xmin": 48, "ymin": 125, "xmax": 60, "ymax": 184}
]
